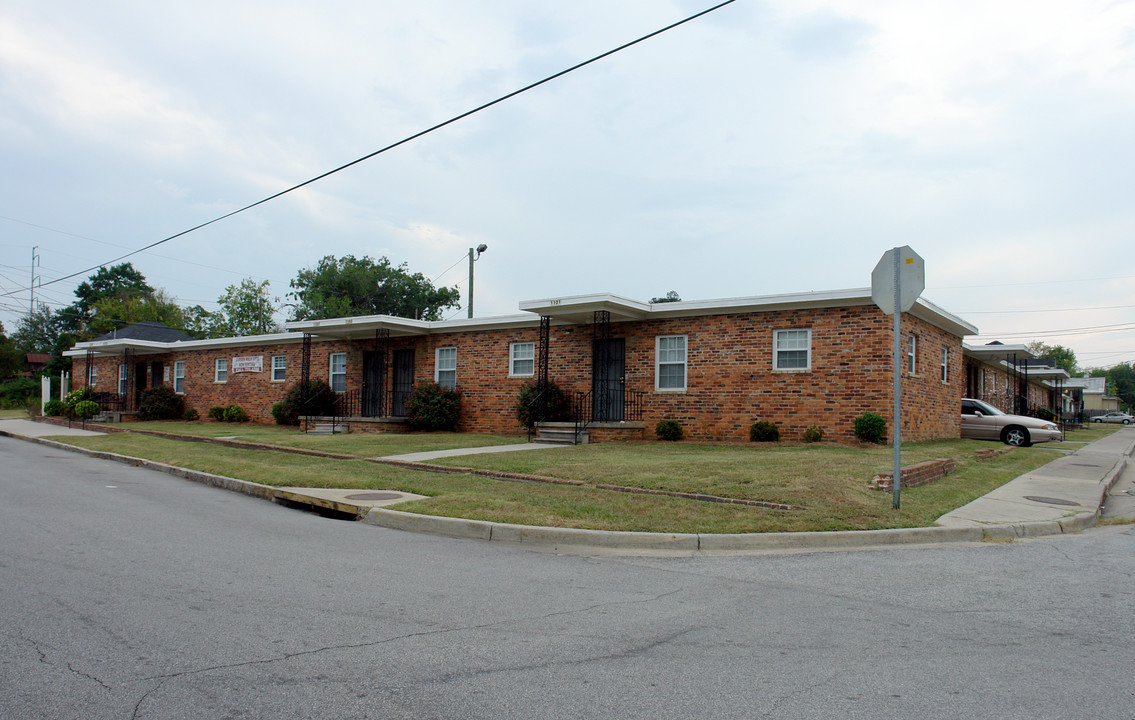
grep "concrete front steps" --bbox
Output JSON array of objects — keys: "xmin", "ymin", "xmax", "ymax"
[{"xmin": 533, "ymin": 422, "xmax": 588, "ymax": 445}]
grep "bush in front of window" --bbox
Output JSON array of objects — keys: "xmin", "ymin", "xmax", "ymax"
[
  {"xmin": 223, "ymin": 404, "xmax": 249, "ymax": 423},
  {"xmin": 184, "ymin": 407, "xmax": 200, "ymax": 421},
  {"xmin": 273, "ymin": 380, "xmax": 337, "ymax": 425},
  {"xmin": 854, "ymin": 412, "xmax": 887, "ymax": 443},
  {"xmin": 406, "ymin": 381, "xmax": 460, "ymax": 431},
  {"xmin": 207, "ymin": 406, "xmax": 226, "ymax": 421},
  {"xmin": 801, "ymin": 425, "xmax": 824, "ymax": 443},
  {"xmin": 749, "ymin": 420, "xmax": 780, "ymax": 442},
  {"xmin": 136, "ymin": 385, "xmax": 185, "ymax": 421},
  {"xmin": 515, "ymin": 379, "xmax": 572, "ymax": 427},
  {"xmin": 655, "ymin": 419, "xmax": 684, "ymax": 441}
]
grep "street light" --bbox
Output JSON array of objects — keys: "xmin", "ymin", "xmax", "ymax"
[{"xmin": 468, "ymin": 244, "xmax": 487, "ymax": 318}]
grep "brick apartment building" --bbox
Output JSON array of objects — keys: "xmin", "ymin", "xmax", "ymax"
[{"xmin": 66, "ymin": 287, "xmax": 1068, "ymax": 444}]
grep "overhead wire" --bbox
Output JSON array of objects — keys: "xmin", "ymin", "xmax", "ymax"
[{"xmin": 0, "ymin": 0, "xmax": 738, "ymax": 300}]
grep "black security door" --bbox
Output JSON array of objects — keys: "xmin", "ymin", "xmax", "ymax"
[
  {"xmin": 134, "ymin": 362, "xmax": 148, "ymax": 408},
  {"xmin": 391, "ymin": 350, "xmax": 414, "ymax": 417},
  {"xmin": 592, "ymin": 338, "xmax": 625, "ymax": 422},
  {"xmin": 361, "ymin": 351, "xmax": 384, "ymax": 417}
]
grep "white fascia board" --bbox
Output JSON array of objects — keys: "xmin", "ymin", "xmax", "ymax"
[
  {"xmin": 166, "ymin": 332, "xmax": 302, "ymax": 351},
  {"xmin": 285, "ymin": 313, "xmax": 537, "ymax": 338},
  {"xmin": 962, "ymin": 342, "xmax": 1037, "ymax": 360},
  {"xmin": 66, "ymin": 332, "xmax": 303, "ymax": 357},
  {"xmin": 519, "ymin": 293, "xmax": 651, "ymax": 322},
  {"xmin": 427, "ymin": 314, "xmax": 541, "ymax": 333},
  {"xmin": 64, "ymin": 339, "xmax": 174, "ymax": 358}
]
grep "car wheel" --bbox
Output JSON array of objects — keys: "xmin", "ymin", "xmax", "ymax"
[
  {"xmin": 1124, "ymin": 419, "xmax": 1131, "ymax": 425},
  {"xmin": 1093, "ymin": 418, "xmax": 1101, "ymax": 423},
  {"xmin": 1003, "ymin": 426, "xmax": 1030, "ymax": 447}
]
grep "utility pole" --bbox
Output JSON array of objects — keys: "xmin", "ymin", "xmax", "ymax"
[
  {"xmin": 29, "ymin": 246, "xmax": 40, "ymax": 316},
  {"xmin": 467, "ymin": 244, "xmax": 487, "ymax": 318}
]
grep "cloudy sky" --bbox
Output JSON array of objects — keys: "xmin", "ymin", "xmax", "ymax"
[{"xmin": 2, "ymin": 0, "xmax": 1133, "ymax": 369}]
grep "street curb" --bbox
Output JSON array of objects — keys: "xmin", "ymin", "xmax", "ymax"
[{"xmin": 360, "ymin": 509, "xmax": 984, "ymax": 553}]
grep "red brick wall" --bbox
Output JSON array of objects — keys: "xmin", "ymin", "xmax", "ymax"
[{"xmin": 69, "ymin": 304, "xmax": 967, "ymax": 442}]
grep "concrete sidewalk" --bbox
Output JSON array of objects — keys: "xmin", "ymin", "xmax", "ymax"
[
  {"xmin": 937, "ymin": 427, "xmax": 1133, "ymax": 538},
  {"xmin": 0, "ymin": 417, "xmax": 105, "ymax": 437}
]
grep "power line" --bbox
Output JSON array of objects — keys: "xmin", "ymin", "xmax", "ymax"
[
  {"xmin": 0, "ymin": 0, "xmax": 738, "ymax": 301},
  {"xmin": 0, "ymin": 214, "xmax": 279, "ymax": 283}
]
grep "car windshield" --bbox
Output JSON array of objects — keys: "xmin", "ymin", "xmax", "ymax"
[{"xmin": 970, "ymin": 400, "xmax": 1003, "ymax": 416}]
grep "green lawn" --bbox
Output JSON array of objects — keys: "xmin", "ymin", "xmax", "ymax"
[
  {"xmin": 0, "ymin": 408, "xmax": 28, "ymax": 419},
  {"xmin": 105, "ymin": 420, "xmax": 522, "ymax": 457},
  {"xmin": 49, "ymin": 426, "xmax": 1115, "ymax": 534}
]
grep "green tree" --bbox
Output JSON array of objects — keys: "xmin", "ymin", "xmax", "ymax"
[
  {"xmin": 288, "ymin": 255, "xmax": 460, "ymax": 321},
  {"xmin": 88, "ymin": 289, "xmax": 187, "ymax": 336},
  {"xmin": 69, "ymin": 263, "xmax": 154, "ymax": 333},
  {"xmin": 215, "ymin": 279, "xmax": 279, "ymax": 336},
  {"xmin": 650, "ymin": 291, "xmax": 681, "ymax": 304},
  {"xmin": 1027, "ymin": 342, "xmax": 1078, "ymax": 375},
  {"xmin": 0, "ymin": 320, "xmax": 24, "ymax": 378},
  {"xmin": 12, "ymin": 304, "xmax": 64, "ymax": 354}
]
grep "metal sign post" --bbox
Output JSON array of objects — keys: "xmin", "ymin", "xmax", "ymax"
[{"xmin": 871, "ymin": 246, "xmax": 925, "ymax": 510}]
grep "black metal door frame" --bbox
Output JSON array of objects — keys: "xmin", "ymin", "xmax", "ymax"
[
  {"xmin": 391, "ymin": 349, "xmax": 414, "ymax": 417},
  {"xmin": 362, "ymin": 351, "xmax": 384, "ymax": 417},
  {"xmin": 592, "ymin": 338, "xmax": 625, "ymax": 422}
]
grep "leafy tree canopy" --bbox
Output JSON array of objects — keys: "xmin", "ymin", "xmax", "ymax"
[
  {"xmin": 88, "ymin": 289, "xmax": 187, "ymax": 337},
  {"xmin": 0, "ymin": 320, "xmax": 24, "ymax": 378},
  {"xmin": 287, "ymin": 255, "xmax": 460, "ymax": 321},
  {"xmin": 1027, "ymin": 342, "xmax": 1078, "ymax": 375},
  {"xmin": 12, "ymin": 304, "xmax": 64, "ymax": 355},
  {"xmin": 72, "ymin": 263, "xmax": 153, "ymax": 327},
  {"xmin": 185, "ymin": 279, "xmax": 279, "ymax": 338}
]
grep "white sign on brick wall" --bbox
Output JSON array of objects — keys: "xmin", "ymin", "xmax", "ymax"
[{"xmin": 231, "ymin": 356, "xmax": 263, "ymax": 374}]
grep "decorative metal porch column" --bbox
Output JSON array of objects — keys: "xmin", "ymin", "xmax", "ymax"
[
  {"xmin": 593, "ymin": 310, "xmax": 611, "ymax": 422},
  {"xmin": 376, "ymin": 329, "xmax": 389, "ymax": 417},
  {"xmin": 300, "ymin": 333, "xmax": 311, "ymax": 388}
]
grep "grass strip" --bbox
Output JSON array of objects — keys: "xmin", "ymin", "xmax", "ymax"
[{"xmin": 47, "ymin": 428, "xmax": 1099, "ymax": 534}]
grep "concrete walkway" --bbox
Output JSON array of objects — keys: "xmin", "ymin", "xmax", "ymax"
[
  {"xmin": 0, "ymin": 417, "xmax": 105, "ymax": 437},
  {"xmin": 380, "ymin": 441, "xmax": 566, "ymax": 462}
]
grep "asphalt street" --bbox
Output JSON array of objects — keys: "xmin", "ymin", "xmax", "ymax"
[{"xmin": 2, "ymin": 435, "xmax": 1134, "ymax": 719}]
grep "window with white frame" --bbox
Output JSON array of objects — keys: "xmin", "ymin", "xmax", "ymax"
[
  {"xmin": 435, "ymin": 347, "xmax": 456, "ymax": 389},
  {"xmin": 174, "ymin": 361, "xmax": 185, "ymax": 394},
  {"xmin": 940, "ymin": 346, "xmax": 949, "ymax": 383},
  {"xmin": 329, "ymin": 353, "xmax": 346, "ymax": 392},
  {"xmin": 88, "ymin": 364, "xmax": 98, "ymax": 387},
  {"xmin": 215, "ymin": 358, "xmax": 228, "ymax": 383},
  {"xmin": 655, "ymin": 335, "xmax": 688, "ymax": 391},
  {"xmin": 907, "ymin": 334, "xmax": 918, "ymax": 374},
  {"xmin": 118, "ymin": 364, "xmax": 127, "ymax": 395},
  {"xmin": 272, "ymin": 355, "xmax": 287, "ymax": 382},
  {"xmin": 509, "ymin": 342, "xmax": 534, "ymax": 377},
  {"xmin": 773, "ymin": 329, "xmax": 811, "ymax": 370}
]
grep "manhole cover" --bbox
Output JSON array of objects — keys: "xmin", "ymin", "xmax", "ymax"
[
  {"xmin": 345, "ymin": 492, "xmax": 402, "ymax": 501},
  {"xmin": 1024, "ymin": 495, "xmax": 1080, "ymax": 507}
]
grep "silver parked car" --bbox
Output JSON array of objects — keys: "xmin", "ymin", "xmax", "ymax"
[
  {"xmin": 961, "ymin": 398, "xmax": 1063, "ymax": 447},
  {"xmin": 1091, "ymin": 412, "xmax": 1132, "ymax": 425}
]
